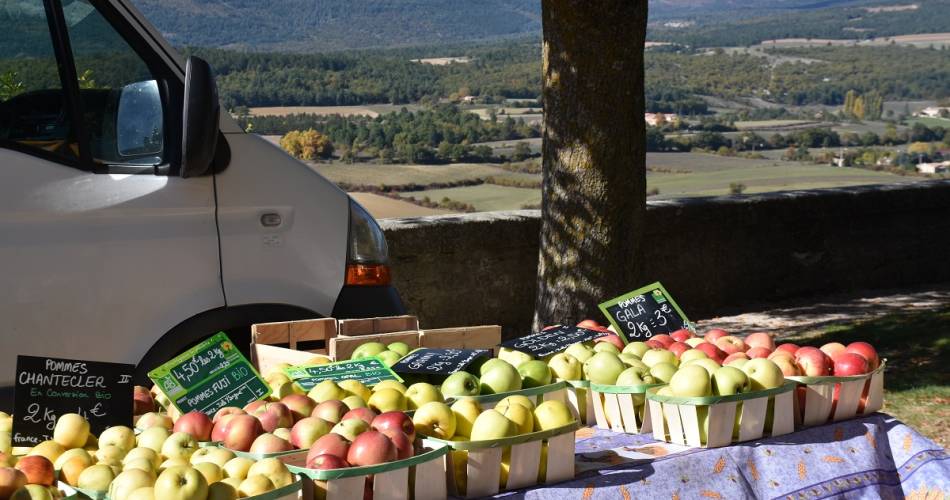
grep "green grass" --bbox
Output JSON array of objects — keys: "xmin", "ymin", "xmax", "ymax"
[
  {"xmin": 397, "ymin": 184, "xmax": 541, "ymax": 211},
  {"xmin": 904, "ymin": 116, "xmax": 950, "ymax": 128},
  {"xmin": 312, "ymin": 162, "xmax": 512, "ymax": 186},
  {"xmin": 784, "ymin": 308, "xmax": 950, "ymax": 448}
]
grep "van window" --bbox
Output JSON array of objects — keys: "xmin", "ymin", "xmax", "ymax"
[
  {"xmin": 62, "ymin": 0, "xmax": 164, "ymax": 166},
  {"xmin": 0, "ymin": 0, "xmax": 79, "ymax": 161}
]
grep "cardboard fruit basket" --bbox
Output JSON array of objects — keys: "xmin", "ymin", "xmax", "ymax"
[
  {"xmin": 590, "ymin": 382, "xmax": 664, "ymax": 434},
  {"xmin": 646, "ymin": 382, "xmax": 796, "ymax": 448},
  {"xmin": 59, "ymin": 477, "xmax": 304, "ymax": 500},
  {"xmin": 561, "ymin": 380, "xmax": 596, "ymax": 425},
  {"xmin": 282, "ymin": 442, "xmax": 450, "ymax": 500},
  {"xmin": 421, "ymin": 421, "xmax": 579, "ymax": 499},
  {"xmin": 787, "ymin": 361, "xmax": 885, "ymax": 427}
]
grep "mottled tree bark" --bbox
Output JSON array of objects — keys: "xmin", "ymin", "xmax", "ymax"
[{"xmin": 533, "ymin": 1, "xmax": 648, "ymax": 329}]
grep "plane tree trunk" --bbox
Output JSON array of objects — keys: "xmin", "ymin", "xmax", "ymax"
[{"xmin": 533, "ymin": 0, "xmax": 649, "ymax": 328}]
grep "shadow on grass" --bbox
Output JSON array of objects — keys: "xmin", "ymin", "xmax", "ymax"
[{"xmin": 784, "ymin": 307, "xmax": 950, "ymax": 391}]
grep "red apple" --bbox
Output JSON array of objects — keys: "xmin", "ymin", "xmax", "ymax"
[
  {"xmin": 695, "ymin": 342, "xmax": 726, "ymax": 363},
  {"xmin": 250, "ymin": 433, "xmax": 294, "ymax": 454},
  {"xmin": 290, "ymin": 417, "xmax": 331, "ymax": 450},
  {"xmin": 15, "ymin": 456, "xmax": 54, "ymax": 486},
  {"xmin": 767, "ymin": 350, "xmax": 795, "ymax": 361},
  {"xmin": 794, "ymin": 347, "xmax": 832, "ymax": 377},
  {"xmin": 341, "ymin": 408, "xmax": 377, "ymax": 427},
  {"xmin": 346, "ymin": 431, "xmax": 396, "ymax": 467},
  {"xmin": 306, "ymin": 453, "xmax": 348, "ymax": 470},
  {"xmin": 594, "ymin": 334, "xmax": 625, "ymax": 350},
  {"xmin": 174, "ymin": 411, "xmax": 214, "ymax": 441},
  {"xmin": 745, "ymin": 332, "xmax": 776, "ymax": 351},
  {"xmin": 255, "ymin": 403, "xmax": 294, "ymax": 433},
  {"xmin": 133, "ymin": 386, "xmax": 156, "ymax": 415},
  {"xmin": 845, "ymin": 342, "xmax": 879, "ymax": 370},
  {"xmin": 221, "ymin": 414, "xmax": 264, "ymax": 452},
  {"xmin": 0, "ymin": 467, "xmax": 27, "ymax": 498},
  {"xmin": 833, "ymin": 353, "xmax": 869, "ymax": 376},
  {"xmin": 244, "ymin": 400, "xmax": 267, "ymax": 414},
  {"xmin": 723, "ymin": 352, "xmax": 750, "ymax": 365},
  {"xmin": 704, "ymin": 328, "xmax": 729, "ymax": 343},
  {"xmin": 771, "ymin": 355, "xmax": 801, "ymax": 376},
  {"xmin": 576, "ymin": 319, "xmax": 601, "ymax": 329},
  {"xmin": 213, "ymin": 407, "xmax": 245, "ymax": 423},
  {"xmin": 668, "ymin": 342, "xmax": 690, "ymax": 358},
  {"xmin": 776, "ymin": 343, "xmax": 800, "ymax": 355},
  {"xmin": 541, "ymin": 325, "xmax": 559, "ymax": 331},
  {"xmin": 650, "ymin": 335, "xmax": 675, "ymax": 349},
  {"xmin": 670, "ymin": 329, "xmax": 694, "ymax": 343},
  {"xmin": 312, "ymin": 400, "xmax": 349, "ymax": 424},
  {"xmin": 714, "ymin": 336, "xmax": 748, "ymax": 355},
  {"xmin": 644, "ymin": 340, "xmax": 664, "ymax": 350},
  {"xmin": 746, "ymin": 347, "xmax": 772, "ymax": 359},
  {"xmin": 370, "ymin": 411, "xmax": 416, "ymax": 442},
  {"xmin": 281, "ymin": 394, "xmax": 318, "ymax": 422},
  {"xmin": 378, "ymin": 428, "xmax": 412, "ymax": 460},
  {"xmin": 820, "ymin": 342, "xmax": 846, "ymax": 360},
  {"xmin": 307, "ymin": 433, "xmax": 350, "ymax": 464}
]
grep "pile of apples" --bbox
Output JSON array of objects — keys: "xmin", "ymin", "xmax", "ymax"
[
  {"xmin": 0, "ymin": 413, "xmax": 295, "ymax": 500},
  {"xmin": 410, "ymin": 396, "xmax": 575, "ymax": 494},
  {"xmin": 349, "ymin": 341, "xmax": 410, "ymax": 367},
  {"xmin": 438, "ymin": 354, "xmax": 554, "ymax": 400},
  {"xmin": 0, "ymin": 413, "xmax": 10, "ymax": 461}
]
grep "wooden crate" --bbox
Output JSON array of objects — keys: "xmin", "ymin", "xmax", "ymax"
[
  {"xmin": 420, "ymin": 325, "xmax": 501, "ymax": 351},
  {"xmin": 590, "ymin": 382, "xmax": 663, "ymax": 434},
  {"xmin": 789, "ymin": 362, "xmax": 885, "ymax": 427},
  {"xmin": 422, "ymin": 422, "xmax": 577, "ymax": 498},
  {"xmin": 251, "ymin": 318, "xmax": 337, "ymax": 375},
  {"xmin": 647, "ymin": 382, "xmax": 796, "ymax": 448},
  {"xmin": 331, "ymin": 315, "xmax": 422, "ymax": 360},
  {"xmin": 282, "ymin": 443, "xmax": 449, "ymax": 500},
  {"xmin": 557, "ymin": 380, "xmax": 596, "ymax": 426}
]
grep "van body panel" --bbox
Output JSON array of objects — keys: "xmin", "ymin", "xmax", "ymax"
[
  {"xmin": 214, "ymin": 133, "xmax": 350, "ymax": 316},
  {"xmin": 0, "ymin": 148, "xmax": 223, "ymax": 387}
]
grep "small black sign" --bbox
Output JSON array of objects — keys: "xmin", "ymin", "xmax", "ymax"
[
  {"xmin": 13, "ymin": 355, "xmax": 135, "ymax": 446},
  {"xmin": 390, "ymin": 348, "xmax": 489, "ymax": 375},
  {"xmin": 498, "ymin": 325, "xmax": 608, "ymax": 357},
  {"xmin": 598, "ymin": 282, "xmax": 691, "ymax": 343}
]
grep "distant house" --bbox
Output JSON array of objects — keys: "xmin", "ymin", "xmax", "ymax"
[
  {"xmin": 645, "ymin": 112, "xmax": 678, "ymax": 126},
  {"xmin": 918, "ymin": 107, "xmax": 950, "ymax": 118},
  {"xmin": 916, "ymin": 161, "xmax": 949, "ymax": 174},
  {"xmin": 460, "ymin": 95, "xmax": 477, "ymax": 104}
]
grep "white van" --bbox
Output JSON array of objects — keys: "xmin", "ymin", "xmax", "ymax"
[{"xmin": 0, "ymin": 0, "xmax": 404, "ymax": 405}]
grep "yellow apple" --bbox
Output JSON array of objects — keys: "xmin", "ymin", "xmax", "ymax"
[
  {"xmin": 338, "ymin": 380, "xmax": 372, "ymax": 402},
  {"xmin": 99, "ymin": 426, "xmax": 136, "ymax": 452},
  {"xmin": 449, "ymin": 399, "xmax": 481, "ymax": 438},
  {"xmin": 109, "ymin": 469, "xmax": 155, "ymax": 500},
  {"xmin": 532, "ymin": 400, "xmax": 574, "ymax": 431},
  {"xmin": 247, "ymin": 458, "xmax": 293, "ymax": 488},
  {"xmin": 371, "ymin": 380, "xmax": 407, "ymax": 394},
  {"xmin": 207, "ymin": 481, "xmax": 238, "ymax": 500},
  {"xmin": 123, "ymin": 448, "xmax": 161, "ymax": 469},
  {"xmin": 123, "ymin": 458, "xmax": 157, "ymax": 476},
  {"xmin": 95, "ymin": 445, "xmax": 127, "ymax": 464},
  {"xmin": 222, "ymin": 457, "xmax": 255, "ymax": 480},
  {"xmin": 154, "ymin": 466, "xmax": 208, "ymax": 500},
  {"xmin": 52, "ymin": 414, "xmax": 89, "ymax": 449},
  {"xmin": 189, "ymin": 447, "xmax": 235, "ymax": 468},
  {"xmin": 238, "ymin": 475, "xmax": 274, "ymax": 497},
  {"xmin": 53, "ymin": 448, "xmax": 92, "ymax": 470},
  {"xmin": 126, "ymin": 487, "xmax": 155, "ymax": 500},
  {"xmin": 77, "ymin": 464, "xmax": 117, "ymax": 492},
  {"xmin": 27, "ymin": 441, "xmax": 64, "ymax": 463},
  {"xmin": 193, "ymin": 462, "xmax": 223, "ymax": 484},
  {"xmin": 497, "ymin": 402, "xmax": 533, "ymax": 435}
]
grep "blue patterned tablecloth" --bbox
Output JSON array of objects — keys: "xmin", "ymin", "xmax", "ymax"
[{"xmin": 492, "ymin": 413, "xmax": 949, "ymax": 499}]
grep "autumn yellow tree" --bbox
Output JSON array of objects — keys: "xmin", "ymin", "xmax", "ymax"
[{"xmin": 280, "ymin": 129, "xmax": 334, "ymax": 160}]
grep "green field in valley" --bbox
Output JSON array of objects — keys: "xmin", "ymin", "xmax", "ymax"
[{"xmin": 398, "ymin": 184, "xmax": 542, "ymax": 211}]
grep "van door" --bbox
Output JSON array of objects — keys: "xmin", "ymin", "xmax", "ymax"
[{"xmin": 0, "ymin": 0, "xmax": 223, "ymax": 388}]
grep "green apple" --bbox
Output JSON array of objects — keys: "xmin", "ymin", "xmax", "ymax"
[
  {"xmin": 547, "ymin": 353, "xmax": 582, "ymax": 380},
  {"xmin": 497, "ymin": 401, "xmax": 533, "ymax": 434},
  {"xmin": 592, "ymin": 342, "xmax": 619, "ymax": 354},
  {"xmin": 498, "ymin": 347, "xmax": 533, "ymax": 368},
  {"xmin": 532, "ymin": 400, "xmax": 574, "ymax": 431},
  {"xmin": 725, "ymin": 357, "xmax": 749, "ymax": 368},
  {"xmin": 564, "ymin": 343, "xmax": 594, "ymax": 363},
  {"xmin": 741, "ymin": 359, "xmax": 785, "ymax": 391},
  {"xmin": 517, "ymin": 360, "xmax": 552, "ymax": 388},
  {"xmin": 618, "ymin": 353, "xmax": 643, "ymax": 366},
  {"xmin": 449, "ymin": 398, "xmax": 482, "ymax": 438},
  {"xmin": 350, "ymin": 342, "xmax": 387, "ymax": 360},
  {"xmin": 406, "ymin": 382, "xmax": 444, "ymax": 410},
  {"xmin": 656, "ymin": 386, "xmax": 674, "ymax": 397},
  {"xmin": 684, "ymin": 338, "xmax": 707, "ymax": 348},
  {"xmin": 330, "ymin": 419, "xmax": 369, "ymax": 442},
  {"xmin": 669, "ymin": 365, "xmax": 712, "ymax": 397},
  {"xmin": 377, "ymin": 350, "xmax": 402, "ymax": 367},
  {"xmin": 616, "ymin": 367, "xmax": 655, "ymax": 386},
  {"xmin": 372, "ymin": 380, "xmax": 407, "ymax": 394},
  {"xmin": 109, "ymin": 469, "xmax": 155, "ymax": 500},
  {"xmin": 497, "ymin": 395, "xmax": 535, "ymax": 411},
  {"xmin": 412, "ymin": 401, "xmax": 456, "ymax": 439},
  {"xmin": 367, "ymin": 388, "xmax": 407, "ymax": 412},
  {"xmin": 582, "ymin": 351, "xmax": 625, "ymax": 385},
  {"xmin": 479, "ymin": 362, "xmax": 522, "ymax": 394},
  {"xmin": 711, "ymin": 366, "xmax": 749, "ymax": 396},
  {"xmin": 307, "ymin": 380, "xmax": 347, "ymax": 403},
  {"xmin": 78, "ymin": 464, "xmax": 118, "ymax": 492},
  {"xmin": 386, "ymin": 342, "xmax": 410, "ymax": 357},
  {"xmin": 441, "ymin": 371, "xmax": 480, "ymax": 397},
  {"xmin": 478, "ymin": 358, "xmax": 513, "ymax": 376},
  {"xmin": 679, "ymin": 349, "xmax": 709, "ymax": 364},
  {"xmin": 161, "ymin": 432, "xmax": 198, "ymax": 462},
  {"xmin": 641, "ymin": 349, "xmax": 678, "ymax": 368},
  {"xmin": 154, "ymin": 466, "xmax": 208, "ymax": 500},
  {"xmin": 470, "ymin": 409, "xmax": 516, "ymax": 440},
  {"xmin": 683, "ymin": 358, "xmax": 721, "ymax": 377},
  {"xmin": 622, "ymin": 342, "xmax": 650, "ymax": 358}
]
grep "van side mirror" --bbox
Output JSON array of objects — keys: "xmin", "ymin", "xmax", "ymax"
[{"xmin": 181, "ymin": 56, "xmax": 220, "ymax": 178}]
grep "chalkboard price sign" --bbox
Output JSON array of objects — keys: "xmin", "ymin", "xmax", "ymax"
[
  {"xmin": 390, "ymin": 348, "xmax": 489, "ymax": 376},
  {"xmin": 149, "ymin": 332, "xmax": 270, "ymax": 416},
  {"xmin": 13, "ymin": 355, "xmax": 134, "ymax": 446},
  {"xmin": 283, "ymin": 357, "xmax": 403, "ymax": 390},
  {"xmin": 598, "ymin": 282, "xmax": 691, "ymax": 343},
  {"xmin": 498, "ymin": 325, "xmax": 608, "ymax": 357}
]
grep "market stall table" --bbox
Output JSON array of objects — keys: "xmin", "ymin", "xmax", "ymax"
[{"xmin": 490, "ymin": 413, "xmax": 949, "ymax": 499}]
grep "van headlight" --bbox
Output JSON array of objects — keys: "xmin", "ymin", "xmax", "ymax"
[{"xmin": 345, "ymin": 199, "xmax": 392, "ymax": 286}]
